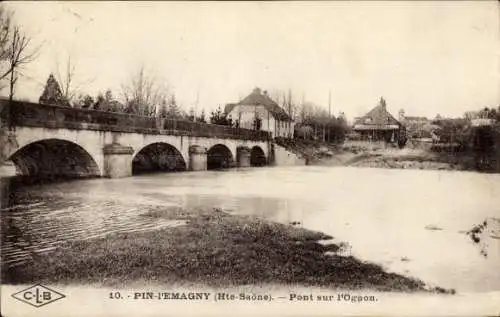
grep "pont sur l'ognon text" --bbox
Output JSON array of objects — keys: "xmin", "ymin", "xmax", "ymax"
[{"xmin": 110, "ymin": 292, "xmax": 378, "ymax": 303}]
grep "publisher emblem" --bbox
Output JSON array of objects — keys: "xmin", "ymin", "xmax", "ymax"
[{"xmin": 12, "ymin": 284, "xmax": 65, "ymax": 307}]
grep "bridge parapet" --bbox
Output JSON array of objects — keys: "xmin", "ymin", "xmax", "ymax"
[{"xmin": 4, "ymin": 99, "xmax": 271, "ymax": 141}]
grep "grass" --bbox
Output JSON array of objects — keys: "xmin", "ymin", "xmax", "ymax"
[
  {"xmin": 2, "ymin": 208, "xmax": 452, "ymax": 293},
  {"xmin": 276, "ymin": 137, "xmax": 500, "ymax": 173}
]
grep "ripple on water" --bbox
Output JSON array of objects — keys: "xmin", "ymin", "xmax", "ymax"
[{"xmin": 1, "ymin": 189, "xmax": 188, "ymax": 267}]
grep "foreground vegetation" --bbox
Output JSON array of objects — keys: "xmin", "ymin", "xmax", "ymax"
[{"xmin": 2, "ymin": 207, "xmax": 452, "ymax": 293}]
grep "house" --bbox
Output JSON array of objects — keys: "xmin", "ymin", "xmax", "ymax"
[
  {"xmin": 225, "ymin": 87, "xmax": 294, "ymax": 138},
  {"xmin": 352, "ymin": 97, "xmax": 404, "ymax": 143},
  {"xmin": 398, "ymin": 110, "xmax": 435, "ymax": 139}
]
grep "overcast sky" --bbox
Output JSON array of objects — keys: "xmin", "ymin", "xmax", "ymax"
[{"xmin": 4, "ymin": 1, "xmax": 499, "ymax": 120}]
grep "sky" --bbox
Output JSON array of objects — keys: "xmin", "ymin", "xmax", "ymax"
[{"xmin": 3, "ymin": 1, "xmax": 499, "ymax": 120}]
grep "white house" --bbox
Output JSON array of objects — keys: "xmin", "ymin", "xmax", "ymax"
[{"xmin": 225, "ymin": 88, "xmax": 294, "ymax": 138}]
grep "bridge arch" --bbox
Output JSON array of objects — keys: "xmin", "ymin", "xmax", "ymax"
[
  {"xmin": 7, "ymin": 138, "xmax": 101, "ymax": 182},
  {"xmin": 132, "ymin": 142, "xmax": 186, "ymax": 174},
  {"xmin": 207, "ymin": 144, "xmax": 234, "ymax": 170},
  {"xmin": 250, "ymin": 146, "xmax": 267, "ymax": 166}
]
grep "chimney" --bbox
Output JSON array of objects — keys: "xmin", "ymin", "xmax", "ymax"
[
  {"xmin": 380, "ymin": 97, "xmax": 386, "ymax": 109},
  {"xmin": 399, "ymin": 109, "xmax": 405, "ymax": 122},
  {"xmin": 263, "ymin": 90, "xmax": 268, "ymax": 96},
  {"xmin": 253, "ymin": 87, "xmax": 261, "ymax": 94}
]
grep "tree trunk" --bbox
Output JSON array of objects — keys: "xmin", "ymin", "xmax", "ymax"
[{"xmin": 9, "ymin": 68, "xmax": 15, "ymax": 102}]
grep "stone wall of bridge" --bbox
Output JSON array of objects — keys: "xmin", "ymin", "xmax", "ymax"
[
  {"xmin": 0, "ymin": 99, "xmax": 272, "ymax": 179},
  {"xmin": 7, "ymin": 100, "xmax": 270, "ymax": 142},
  {"xmin": 4, "ymin": 125, "xmax": 270, "ymax": 178}
]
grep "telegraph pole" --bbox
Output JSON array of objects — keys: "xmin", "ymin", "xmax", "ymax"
[
  {"xmin": 328, "ymin": 89, "xmax": 331, "ymax": 118},
  {"xmin": 327, "ymin": 89, "xmax": 332, "ymax": 143},
  {"xmin": 194, "ymin": 84, "xmax": 200, "ymax": 122}
]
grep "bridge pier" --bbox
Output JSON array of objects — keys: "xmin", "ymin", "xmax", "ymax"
[
  {"xmin": 103, "ymin": 143, "xmax": 135, "ymax": 178},
  {"xmin": 0, "ymin": 161, "xmax": 16, "ymax": 209},
  {"xmin": 189, "ymin": 145, "xmax": 207, "ymax": 171},
  {"xmin": 237, "ymin": 147, "xmax": 251, "ymax": 167}
]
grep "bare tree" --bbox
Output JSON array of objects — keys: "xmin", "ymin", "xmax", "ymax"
[
  {"xmin": 54, "ymin": 54, "xmax": 96, "ymax": 106},
  {"xmin": 0, "ymin": 5, "xmax": 12, "ymax": 90},
  {"xmin": 285, "ymin": 88, "xmax": 299, "ymax": 121},
  {"xmin": 0, "ymin": 4, "xmax": 40, "ymax": 100},
  {"xmin": 121, "ymin": 65, "xmax": 170, "ymax": 116},
  {"xmin": 270, "ymin": 88, "xmax": 298, "ymax": 121},
  {"xmin": 56, "ymin": 55, "xmax": 76, "ymax": 103}
]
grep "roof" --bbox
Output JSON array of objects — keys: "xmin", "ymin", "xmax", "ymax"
[
  {"xmin": 404, "ymin": 116, "xmax": 428, "ymax": 121},
  {"xmin": 471, "ymin": 118, "xmax": 496, "ymax": 127},
  {"xmin": 353, "ymin": 98, "xmax": 401, "ymax": 130},
  {"xmin": 224, "ymin": 103, "xmax": 237, "ymax": 113},
  {"xmin": 225, "ymin": 88, "xmax": 292, "ymax": 121}
]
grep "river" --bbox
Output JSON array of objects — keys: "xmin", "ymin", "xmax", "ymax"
[{"xmin": 2, "ymin": 166, "xmax": 499, "ymax": 292}]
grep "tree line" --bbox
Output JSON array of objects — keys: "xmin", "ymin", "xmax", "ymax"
[
  {"xmin": 1, "ymin": 3, "xmax": 348, "ymax": 142},
  {"xmin": 36, "ymin": 62, "xmax": 350, "ymax": 140},
  {"xmin": 37, "ymin": 66, "xmax": 210, "ymax": 122}
]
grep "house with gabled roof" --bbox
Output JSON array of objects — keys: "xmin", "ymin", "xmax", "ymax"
[
  {"xmin": 352, "ymin": 97, "xmax": 405, "ymax": 143},
  {"xmin": 398, "ymin": 109, "xmax": 437, "ymax": 139},
  {"xmin": 225, "ymin": 87, "xmax": 294, "ymax": 138}
]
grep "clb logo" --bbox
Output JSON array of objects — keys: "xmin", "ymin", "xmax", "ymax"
[{"xmin": 11, "ymin": 284, "xmax": 65, "ymax": 307}]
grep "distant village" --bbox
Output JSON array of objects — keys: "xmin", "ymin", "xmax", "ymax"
[
  {"xmin": 1, "ymin": 1, "xmax": 499, "ymax": 159},
  {"xmin": 35, "ymin": 71, "xmax": 500, "ymax": 153}
]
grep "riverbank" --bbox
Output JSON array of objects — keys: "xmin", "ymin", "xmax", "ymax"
[
  {"xmin": 2, "ymin": 206, "xmax": 453, "ymax": 293},
  {"xmin": 274, "ymin": 138, "xmax": 499, "ymax": 172},
  {"xmin": 325, "ymin": 147, "xmax": 461, "ymax": 171}
]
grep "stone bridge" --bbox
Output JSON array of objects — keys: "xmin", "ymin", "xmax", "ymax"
[{"xmin": 0, "ymin": 100, "xmax": 273, "ymax": 180}]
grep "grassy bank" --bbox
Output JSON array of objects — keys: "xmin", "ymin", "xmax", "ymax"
[
  {"xmin": 274, "ymin": 137, "xmax": 343, "ymax": 164},
  {"xmin": 275, "ymin": 137, "xmax": 499, "ymax": 172},
  {"xmin": 343, "ymin": 147, "xmax": 499, "ymax": 172},
  {"xmin": 2, "ymin": 207, "xmax": 450, "ymax": 293}
]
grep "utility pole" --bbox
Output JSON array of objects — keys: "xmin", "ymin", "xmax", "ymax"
[
  {"xmin": 328, "ymin": 89, "xmax": 331, "ymax": 118},
  {"xmin": 194, "ymin": 84, "xmax": 200, "ymax": 122},
  {"xmin": 327, "ymin": 89, "xmax": 331, "ymax": 143}
]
